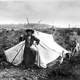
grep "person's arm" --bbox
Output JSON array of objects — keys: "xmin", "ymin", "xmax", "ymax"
[
  {"xmin": 33, "ymin": 36, "xmax": 40, "ymax": 45},
  {"xmin": 19, "ymin": 35, "xmax": 25, "ymax": 42},
  {"xmin": 22, "ymin": 35, "xmax": 26, "ymax": 40},
  {"xmin": 19, "ymin": 36, "xmax": 23, "ymax": 42}
]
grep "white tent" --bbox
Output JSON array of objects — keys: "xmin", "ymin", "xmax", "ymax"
[
  {"xmin": 33, "ymin": 30, "xmax": 68, "ymax": 56},
  {"xmin": 4, "ymin": 30, "xmax": 69, "ymax": 68}
]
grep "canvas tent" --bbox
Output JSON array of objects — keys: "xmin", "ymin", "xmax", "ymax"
[{"xmin": 4, "ymin": 30, "xmax": 70, "ymax": 68}]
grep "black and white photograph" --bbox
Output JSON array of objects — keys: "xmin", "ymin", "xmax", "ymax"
[{"xmin": 0, "ymin": 0, "xmax": 80, "ymax": 80}]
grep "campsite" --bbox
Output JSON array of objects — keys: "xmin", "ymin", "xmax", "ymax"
[{"xmin": 0, "ymin": 24, "xmax": 80, "ymax": 80}]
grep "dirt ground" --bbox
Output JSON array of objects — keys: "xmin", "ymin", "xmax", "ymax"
[
  {"xmin": 0, "ymin": 56, "xmax": 80, "ymax": 80},
  {"xmin": 0, "ymin": 65, "xmax": 50, "ymax": 80}
]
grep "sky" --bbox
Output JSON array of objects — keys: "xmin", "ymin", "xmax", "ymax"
[{"xmin": 0, "ymin": 0, "xmax": 80, "ymax": 27}]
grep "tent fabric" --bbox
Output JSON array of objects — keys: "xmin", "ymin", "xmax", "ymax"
[
  {"xmin": 4, "ymin": 41, "xmax": 25, "ymax": 65},
  {"xmin": 34, "ymin": 41, "xmax": 60, "ymax": 68},
  {"xmin": 33, "ymin": 31, "xmax": 69, "ymax": 56},
  {"xmin": 4, "ymin": 30, "xmax": 69, "ymax": 68}
]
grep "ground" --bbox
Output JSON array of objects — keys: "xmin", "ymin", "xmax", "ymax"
[
  {"xmin": 0, "ymin": 27, "xmax": 80, "ymax": 80},
  {"xmin": 0, "ymin": 64, "xmax": 50, "ymax": 80}
]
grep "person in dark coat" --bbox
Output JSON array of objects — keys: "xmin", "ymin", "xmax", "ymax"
[{"xmin": 20, "ymin": 29, "xmax": 40, "ymax": 68}]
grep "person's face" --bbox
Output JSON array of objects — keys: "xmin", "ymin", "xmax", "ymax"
[{"xmin": 27, "ymin": 31, "xmax": 32, "ymax": 36}]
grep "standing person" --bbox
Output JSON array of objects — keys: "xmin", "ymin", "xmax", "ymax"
[
  {"xmin": 75, "ymin": 40, "xmax": 80, "ymax": 52},
  {"xmin": 73, "ymin": 40, "xmax": 80, "ymax": 56},
  {"xmin": 22, "ymin": 29, "xmax": 40, "ymax": 68}
]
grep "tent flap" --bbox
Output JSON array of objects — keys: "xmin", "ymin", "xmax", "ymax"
[{"xmin": 4, "ymin": 41, "xmax": 25, "ymax": 65}]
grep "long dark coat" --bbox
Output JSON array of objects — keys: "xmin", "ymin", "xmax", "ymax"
[{"xmin": 22, "ymin": 35, "xmax": 39, "ymax": 68}]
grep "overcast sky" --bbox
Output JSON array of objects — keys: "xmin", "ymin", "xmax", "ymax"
[{"xmin": 0, "ymin": 0, "xmax": 80, "ymax": 27}]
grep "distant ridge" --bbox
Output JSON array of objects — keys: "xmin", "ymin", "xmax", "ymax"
[{"xmin": 0, "ymin": 23, "xmax": 52, "ymax": 30}]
